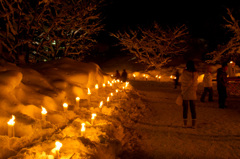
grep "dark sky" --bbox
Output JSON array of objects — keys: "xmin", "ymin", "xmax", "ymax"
[{"xmin": 103, "ymin": 1, "xmax": 240, "ymax": 47}]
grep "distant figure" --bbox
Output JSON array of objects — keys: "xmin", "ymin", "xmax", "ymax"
[
  {"xmin": 179, "ymin": 61, "xmax": 198, "ymax": 128},
  {"xmin": 174, "ymin": 69, "xmax": 180, "ymax": 89},
  {"xmin": 200, "ymin": 65, "xmax": 213, "ymax": 102},
  {"xmin": 217, "ymin": 62, "xmax": 228, "ymax": 109},
  {"xmin": 115, "ymin": 70, "xmax": 121, "ymax": 80},
  {"xmin": 121, "ymin": 69, "xmax": 128, "ymax": 82}
]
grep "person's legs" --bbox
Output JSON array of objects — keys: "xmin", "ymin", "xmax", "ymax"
[
  {"xmin": 183, "ymin": 100, "xmax": 188, "ymax": 127},
  {"xmin": 200, "ymin": 87, "xmax": 208, "ymax": 102},
  {"xmin": 190, "ymin": 100, "xmax": 196, "ymax": 128}
]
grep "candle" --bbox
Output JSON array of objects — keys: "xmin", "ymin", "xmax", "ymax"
[
  {"xmin": 76, "ymin": 97, "xmax": 80, "ymax": 108},
  {"xmin": 91, "ymin": 113, "xmax": 97, "ymax": 125},
  {"xmin": 63, "ymin": 103, "xmax": 68, "ymax": 112},
  {"xmin": 81, "ymin": 123, "xmax": 85, "ymax": 136},
  {"xmin": 7, "ymin": 115, "xmax": 15, "ymax": 137},
  {"xmin": 133, "ymin": 74, "xmax": 136, "ymax": 80},
  {"xmin": 110, "ymin": 92, "xmax": 113, "ymax": 98},
  {"xmin": 95, "ymin": 84, "xmax": 99, "ymax": 96},
  {"xmin": 41, "ymin": 106, "xmax": 47, "ymax": 121},
  {"xmin": 51, "ymin": 141, "xmax": 62, "ymax": 159},
  {"xmin": 125, "ymin": 82, "xmax": 129, "ymax": 88},
  {"xmin": 87, "ymin": 88, "xmax": 91, "ymax": 105},
  {"xmin": 99, "ymin": 101, "xmax": 103, "ymax": 109},
  {"xmin": 103, "ymin": 83, "xmax": 106, "ymax": 88},
  {"xmin": 158, "ymin": 76, "xmax": 161, "ymax": 81},
  {"xmin": 107, "ymin": 96, "xmax": 110, "ymax": 106},
  {"xmin": 116, "ymin": 89, "xmax": 119, "ymax": 96},
  {"xmin": 146, "ymin": 75, "xmax": 148, "ymax": 81}
]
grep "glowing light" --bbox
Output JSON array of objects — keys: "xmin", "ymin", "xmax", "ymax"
[
  {"xmin": 125, "ymin": 82, "xmax": 129, "ymax": 88},
  {"xmin": 51, "ymin": 141, "xmax": 62, "ymax": 157},
  {"xmin": 170, "ymin": 75, "xmax": 173, "ymax": 79},
  {"xmin": 63, "ymin": 103, "xmax": 68, "ymax": 108},
  {"xmin": 87, "ymin": 88, "xmax": 91, "ymax": 95},
  {"xmin": 91, "ymin": 113, "xmax": 97, "ymax": 120},
  {"xmin": 110, "ymin": 93, "xmax": 113, "ymax": 97},
  {"xmin": 116, "ymin": 89, "xmax": 119, "ymax": 93},
  {"xmin": 8, "ymin": 115, "xmax": 15, "ymax": 126},
  {"xmin": 133, "ymin": 74, "xmax": 136, "ymax": 77},
  {"xmin": 99, "ymin": 101, "xmax": 103, "ymax": 108},
  {"xmin": 55, "ymin": 141, "xmax": 62, "ymax": 151},
  {"xmin": 230, "ymin": 61, "xmax": 233, "ymax": 64},
  {"xmin": 81, "ymin": 123, "xmax": 85, "ymax": 132},
  {"xmin": 103, "ymin": 83, "xmax": 106, "ymax": 87},
  {"xmin": 95, "ymin": 84, "xmax": 98, "ymax": 89},
  {"xmin": 155, "ymin": 75, "xmax": 158, "ymax": 78},
  {"xmin": 158, "ymin": 76, "xmax": 161, "ymax": 79},
  {"xmin": 41, "ymin": 107, "xmax": 47, "ymax": 115},
  {"xmin": 107, "ymin": 96, "xmax": 110, "ymax": 103},
  {"xmin": 76, "ymin": 97, "xmax": 80, "ymax": 101}
]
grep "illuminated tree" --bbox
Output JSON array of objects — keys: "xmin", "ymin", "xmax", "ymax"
[
  {"xmin": 0, "ymin": 0, "xmax": 104, "ymax": 63},
  {"xmin": 206, "ymin": 8, "xmax": 240, "ymax": 63},
  {"xmin": 112, "ymin": 23, "xmax": 188, "ymax": 70}
]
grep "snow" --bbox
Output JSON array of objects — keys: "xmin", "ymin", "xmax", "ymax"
[{"xmin": 1, "ymin": 57, "xmax": 240, "ymax": 158}]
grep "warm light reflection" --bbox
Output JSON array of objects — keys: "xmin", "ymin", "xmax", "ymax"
[{"xmin": 91, "ymin": 113, "xmax": 97, "ymax": 120}]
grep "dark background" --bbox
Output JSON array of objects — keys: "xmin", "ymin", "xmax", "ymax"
[{"xmin": 89, "ymin": 1, "xmax": 240, "ymax": 64}]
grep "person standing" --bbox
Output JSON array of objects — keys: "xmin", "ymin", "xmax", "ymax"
[
  {"xmin": 179, "ymin": 61, "xmax": 198, "ymax": 128},
  {"xmin": 121, "ymin": 69, "xmax": 128, "ymax": 82},
  {"xmin": 115, "ymin": 70, "xmax": 121, "ymax": 80},
  {"xmin": 200, "ymin": 65, "xmax": 213, "ymax": 102},
  {"xmin": 217, "ymin": 63, "xmax": 228, "ymax": 109}
]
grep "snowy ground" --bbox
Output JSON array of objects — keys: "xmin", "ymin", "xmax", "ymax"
[
  {"xmin": 127, "ymin": 79, "xmax": 240, "ymax": 159},
  {"xmin": 1, "ymin": 57, "xmax": 240, "ymax": 159}
]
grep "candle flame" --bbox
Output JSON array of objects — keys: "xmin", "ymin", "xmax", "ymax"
[
  {"xmin": 99, "ymin": 101, "xmax": 103, "ymax": 108},
  {"xmin": 133, "ymin": 74, "xmax": 136, "ymax": 77},
  {"xmin": 7, "ymin": 115, "xmax": 15, "ymax": 126},
  {"xmin": 125, "ymin": 82, "xmax": 129, "ymax": 87},
  {"xmin": 76, "ymin": 97, "xmax": 80, "ymax": 101},
  {"xmin": 159, "ymin": 76, "xmax": 161, "ymax": 79},
  {"xmin": 81, "ymin": 123, "xmax": 85, "ymax": 132},
  {"xmin": 170, "ymin": 75, "xmax": 173, "ymax": 79},
  {"xmin": 103, "ymin": 83, "xmax": 106, "ymax": 87},
  {"xmin": 91, "ymin": 113, "xmax": 97, "ymax": 120},
  {"xmin": 107, "ymin": 96, "xmax": 110, "ymax": 102},
  {"xmin": 41, "ymin": 106, "xmax": 47, "ymax": 115},
  {"xmin": 63, "ymin": 103, "xmax": 68, "ymax": 108},
  {"xmin": 116, "ymin": 89, "xmax": 118, "ymax": 93},
  {"xmin": 110, "ymin": 93, "xmax": 113, "ymax": 97},
  {"xmin": 87, "ymin": 88, "xmax": 91, "ymax": 95},
  {"xmin": 109, "ymin": 83, "xmax": 112, "ymax": 87},
  {"xmin": 230, "ymin": 61, "xmax": 233, "ymax": 64},
  {"xmin": 155, "ymin": 75, "xmax": 158, "ymax": 78},
  {"xmin": 95, "ymin": 84, "xmax": 98, "ymax": 89},
  {"xmin": 55, "ymin": 141, "xmax": 62, "ymax": 151}
]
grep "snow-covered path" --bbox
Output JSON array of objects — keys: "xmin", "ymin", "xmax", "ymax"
[{"xmin": 130, "ymin": 80, "xmax": 240, "ymax": 159}]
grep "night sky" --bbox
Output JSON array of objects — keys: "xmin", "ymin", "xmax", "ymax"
[{"xmin": 103, "ymin": 1, "xmax": 240, "ymax": 48}]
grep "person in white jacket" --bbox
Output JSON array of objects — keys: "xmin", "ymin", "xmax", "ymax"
[
  {"xmin": 179, "ymin": 61, "xmax": 198, "ymax": 128},
  {"xmin": 200, "ymin": 66, "xmax": 213, "ymax": 102}
]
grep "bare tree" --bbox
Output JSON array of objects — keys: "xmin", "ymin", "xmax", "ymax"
[
  {"xmin": 0, "ymin": 0, "xmax": 104, "ymax": 63},
  {"xmin": 206, "ymin": 8, "xmax": 240, "ymax": 63},
  {"xmin": 112, "ymin": 23, "xmax": 188, "ymax": 70}
]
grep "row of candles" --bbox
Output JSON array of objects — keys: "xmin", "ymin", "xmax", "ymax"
[
  {"xmin": 7, "ymin": 79, "xmax": 129, "ymax": 158},
  {"xmin": 132, "ymin": 73, "xmax": 176, "ymax": 80}
]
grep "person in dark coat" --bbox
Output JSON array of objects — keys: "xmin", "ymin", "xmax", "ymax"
[
  {"xmin": 115, "ymin": 70, "xmax": 121, "ymax": 80},
  {"xmin": 121, "ymin": 69, "xmax": 128, "ymax": 82},
  {"xmin": 217, "ymin": 63, "xmax": 228, "ymax": 109}
]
